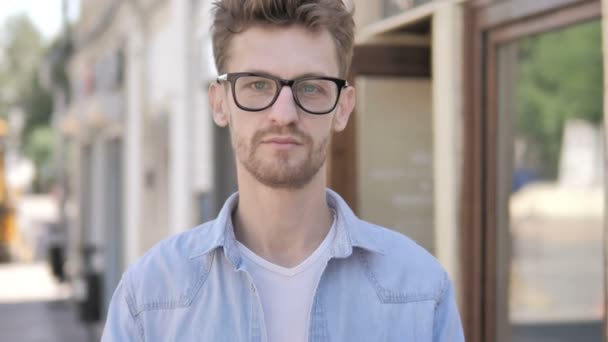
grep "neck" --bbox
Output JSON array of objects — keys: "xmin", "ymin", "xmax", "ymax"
[{"xmin": 233, "ymin": 166, "xmax": 333, "ymax": 268}]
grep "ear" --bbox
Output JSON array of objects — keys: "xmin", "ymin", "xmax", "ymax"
[
  {"xmin": 332, "ymin": 85, "xmax": 355, "ymax": 132},
  {"xmin": 209, "ymin": 81, "xmax": 229, "ymax": 127}
]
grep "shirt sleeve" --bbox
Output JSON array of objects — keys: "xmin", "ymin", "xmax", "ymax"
[
  {"xmin": 433, "ymin": 274, "xmax": 465, "ymax": 342},
  {"xmin": 101, "ymin": 277, "xmax": 143, "ymax": 342}
]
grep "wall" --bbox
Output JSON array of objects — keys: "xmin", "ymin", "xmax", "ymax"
[{"xmin": 356, "ymin": 77, "xmax": 435, "ymax": 252}]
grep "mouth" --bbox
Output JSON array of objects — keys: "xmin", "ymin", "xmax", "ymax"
[{"xmin": 261, "ymin": 136, "xmax": 302, "ymax": 146}]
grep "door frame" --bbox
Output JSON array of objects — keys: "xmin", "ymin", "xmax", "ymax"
[{"xmin": 461, "ymin": 0, "xmax": 603, "ymax": 341}]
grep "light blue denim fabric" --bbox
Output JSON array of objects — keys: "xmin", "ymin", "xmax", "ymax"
[{"xmin": 102, "ymin": 189, "xmax": 465, "ymax": 341}]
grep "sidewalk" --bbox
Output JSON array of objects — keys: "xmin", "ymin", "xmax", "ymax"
[
  {"xmin": 0, "ymin": 300, "xmax": 93, "ymax": 342},
  {"xmin": 0, "ymin": 262, "xmax": 94, "ymax": 342}
]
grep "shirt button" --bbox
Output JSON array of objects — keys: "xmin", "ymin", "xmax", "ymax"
[{"xmin": 250, "ymin": 283, "xmax": 256, "ymax": 292}]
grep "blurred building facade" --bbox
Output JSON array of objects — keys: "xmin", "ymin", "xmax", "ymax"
[
  {"xmin": 55, "ymin": 0, "xmax": 231, "ymax": 321},
  {"xmin": 342, "ymin": 0, "xmax": 607, "ymax": 342},
  {"xmin": 52, "ymin": 0, "xmax": 608, "ymax": 341}
]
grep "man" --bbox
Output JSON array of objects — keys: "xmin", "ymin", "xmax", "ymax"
[{"xmin": 102, "ymin": 0, "xmax": 465, "ymax": 341}]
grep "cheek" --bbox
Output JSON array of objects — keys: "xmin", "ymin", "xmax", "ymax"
[
  {"xmin": 310, "ymin": 118, "xmax": 334, "ymax": 141},
  {"xmin": 229, "ymin": 114, "xmax": 258, "ymax": 143}
]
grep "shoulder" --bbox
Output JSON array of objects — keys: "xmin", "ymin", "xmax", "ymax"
[
  {"xmin": 120, "ymin": 221, "xmax": 216, "ymax": 315},
  {"xmin": 353, "ymin": 220, "xmax": 450, "ymax": 304}
]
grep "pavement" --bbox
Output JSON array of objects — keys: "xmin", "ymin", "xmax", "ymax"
[
  {"xmin": 0, "ymin": 262, "xmax": 96, "ymax": 342},
  {"xmin": 512, "ymin": 321, "xmax": 603, "ymax": 342}
]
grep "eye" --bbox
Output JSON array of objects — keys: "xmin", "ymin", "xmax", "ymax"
[
  {"xmin": 298, "ymin": 81, "xmax": 325, "ymax": 95},
  {"xmin": 301, "ymin": 84, "xmax": 319, "ymax": 93},
  {"xmin": 252, "ymin": 80, "xmax": 270, "ymax": 90}
]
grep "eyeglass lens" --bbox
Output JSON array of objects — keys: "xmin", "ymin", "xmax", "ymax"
[{"xmin": 234, "ymin": 75, "xmax": 339, "ymax": 113}]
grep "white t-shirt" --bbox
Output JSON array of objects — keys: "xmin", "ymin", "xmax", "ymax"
[{"xmin": 236, "ymin": 217, "xmax": 336, "ymax": 342}]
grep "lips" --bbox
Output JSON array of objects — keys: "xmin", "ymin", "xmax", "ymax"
[{"xmin": 261, "ymin": 136, "xmax": 302, "ymax": 145}]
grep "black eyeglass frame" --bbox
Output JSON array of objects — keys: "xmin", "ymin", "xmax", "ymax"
[{"xmin": 216, "ymin": 72, "xmax": 349, "ymax": 115}]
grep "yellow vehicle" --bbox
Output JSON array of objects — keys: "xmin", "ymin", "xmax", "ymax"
[{"xmin": 0, "ymin": 119, "xmax": 18, "ymax": 262}]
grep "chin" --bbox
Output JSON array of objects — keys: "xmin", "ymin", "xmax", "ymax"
[{"xmin": 249, "ymin": 161, "xmax": 321, "ymax": 190}]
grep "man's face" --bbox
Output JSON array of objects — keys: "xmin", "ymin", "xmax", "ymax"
[{"xmin": 209, "ymin": 25, "xmax": 355, "ymax": 190}]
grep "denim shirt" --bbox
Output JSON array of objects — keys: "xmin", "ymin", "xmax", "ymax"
[{"xmin": 102, "ymin": 189, "xmax": 465, "ymax": 341}]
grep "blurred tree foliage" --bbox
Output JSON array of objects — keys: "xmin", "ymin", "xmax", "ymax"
[
  {"xmin": 515, "ymin": 20, "xmax": 603, "ymax": 179},
  {"xmin": 0, "ymin": 15, "xmax": 55, "ymax": 192},
  {"xmin": 0, "ymin": 15, "xmax": 45, "ymax": 113},
  {"xmin": 25, "ymin": 126, "xmax": 55, "ymax": 191}
]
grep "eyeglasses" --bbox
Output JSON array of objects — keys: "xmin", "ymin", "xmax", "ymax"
[{"xmin": 216, "ymin": 72, "xmax": 348, "ymax": 115}]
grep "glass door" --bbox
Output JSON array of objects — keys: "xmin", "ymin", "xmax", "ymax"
[{"xmin": 492, "ymin": 19, "xmax": 604, "ymax": 342}]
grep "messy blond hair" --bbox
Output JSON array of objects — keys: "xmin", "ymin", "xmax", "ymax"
[{"xmin": 211, "ymin": 0, "xmax": 355, "ymax": 77}]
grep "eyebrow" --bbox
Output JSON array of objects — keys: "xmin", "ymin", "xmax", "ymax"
[{"xmin": 242, "ymin": 70, "xmax": 334, "ymax": 79}]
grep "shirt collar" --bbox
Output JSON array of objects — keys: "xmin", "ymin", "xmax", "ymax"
[{"xmin": 188, "ymin": 189, "xmax": 386, "ymax": 264}]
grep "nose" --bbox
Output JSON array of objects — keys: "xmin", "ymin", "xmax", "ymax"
[{"xmin": 267, "ymin": 85, "xmax": 299, "ymax": 126}]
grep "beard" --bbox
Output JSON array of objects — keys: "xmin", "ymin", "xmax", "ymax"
[{"xmin": 231, "ymin": 123, "xmax": 330, "ymax": 190}]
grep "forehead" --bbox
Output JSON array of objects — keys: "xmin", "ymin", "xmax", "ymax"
[{"xmin": 226, "ymin": 25, "xmax": 340, "ymax": 78}]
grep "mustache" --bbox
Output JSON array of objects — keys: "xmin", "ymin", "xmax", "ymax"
[{"xmin": 252, "ymin": 125, "xmax": 312, "ymax": 146}]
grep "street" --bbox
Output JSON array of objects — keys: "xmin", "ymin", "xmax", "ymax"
[{"xmin": 0, "ymin": 262, "xmax": 94, "ymax": 342}]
